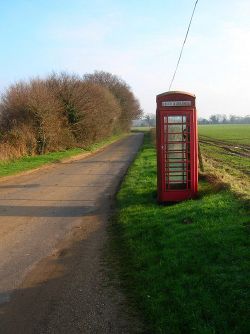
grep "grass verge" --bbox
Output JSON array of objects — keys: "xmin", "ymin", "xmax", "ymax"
[
  {"xmin": 111, "ymin": 132, "xmax": 250, "ymax": 334},
  {"xmin": 0, "ymin": 134, "xmax": 126, "ymax": 178}
]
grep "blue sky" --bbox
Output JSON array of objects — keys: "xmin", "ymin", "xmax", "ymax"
[{"xmin": 0, "ymin": 0, "xmax": 250, "ymax": 118}]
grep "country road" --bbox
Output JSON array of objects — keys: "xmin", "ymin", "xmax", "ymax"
[{"xmin": 0, "ymin": 133, "xmax": 144, "ymax": 334}]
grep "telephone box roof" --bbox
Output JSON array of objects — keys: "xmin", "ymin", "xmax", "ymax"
[{"xmin": 156, "ymin": 91, "xmax": 196, "ymax": 98}]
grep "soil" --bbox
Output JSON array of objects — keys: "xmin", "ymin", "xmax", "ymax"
[{"xmin": 199, "ymin": 136, "xmax": 250, "ymax": 158}]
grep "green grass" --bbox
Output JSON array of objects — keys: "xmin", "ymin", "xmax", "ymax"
[
  {"xmin": 0, "ymin": 134, "xmax": 125, "ymax": 178},
  {"xmin": 199, "ymin": 124, "xmax": 250, "ymax": 145},
  {"xmin": 112, "ymin": 132, "xmax": 250, "ymax": 334},
  {"xmin": 131, "ymin": 126, "xmax": 151, "ymax": 132}
]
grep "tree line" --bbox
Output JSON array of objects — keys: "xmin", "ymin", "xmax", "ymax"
[
  {"xmin": 134, "ymin": 113, "xmax": 250, "ymax": 127},
  {"xmin": 198, "ymin": 114, "xmax": 250, "ymax": 124},
  {"xmin": 0, "ymin": 71, "xmax": 142, "ymax": 161}
]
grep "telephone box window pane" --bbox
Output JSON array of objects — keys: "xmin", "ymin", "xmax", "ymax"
[
  {"xmin": 168, "ymin": 172, "xmax": 187, "ymax": 181},
  {"xmin": 168, "ymin": 116, "xmax": 181, "ymax": 123},
  {"xmin": 167, "ymin": 162, "xmax": 187, "ymax": 169},
  {"xmin": 168, "ymin": 143, "xmax": 186, "ymax": 151},
  {"xmin": 168, "ymin": 133, "xmax": 183, "ymax": 141},
  {"xmin": 163, "ymin": 113, "xmax": 191, "ymax": 191},
  {"xmin": 169, "ymin": 183, "xmax": 187, "ymax": 190},
  {"xmin": 168, "ymin": 152, "xmax": 186, "ymax": 159},
  {"xmin": 169, "ymin": 174, "xmax": 187, "ymax": 180},
  {"xmin": 168, "ymin": 125, "xmax": 182, "ymax": 133},
  {"xmin": 168, "ymin": 165, "xmax": 187, "ymax": 172}
]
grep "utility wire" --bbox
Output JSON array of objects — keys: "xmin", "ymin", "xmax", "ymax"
[{"xmin": 168, "ymin": 0, "xmax": 199, "ymax": 90}]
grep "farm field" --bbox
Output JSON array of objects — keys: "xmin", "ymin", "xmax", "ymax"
[
  {"xmin": 199, "ymin": 124, "xmax": 250, "ymax": 197},
  {"xmin": 199, "ymin": 124, "xmax": 250, "ymax": 145},
  {"xmin": 112, "ymin": 131, "xmax": 249, "ymax": 334}
]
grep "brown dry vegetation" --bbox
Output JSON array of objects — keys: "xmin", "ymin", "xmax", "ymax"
[
  {"xmin": 0, "ymin": 72, "xmax": 142, "ymax": 161},
  {"xmin": 84, "ymin": 71, "xmax": 142, "ymax": 132}
]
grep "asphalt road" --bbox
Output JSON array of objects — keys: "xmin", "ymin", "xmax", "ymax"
[{"xmin": 0, "ymin": 133, "xmax": 144, "ymax": 334}]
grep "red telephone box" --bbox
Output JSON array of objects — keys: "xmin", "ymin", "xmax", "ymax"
[{"xmin": 156, "ymin": 91, "xmax": 198, "ymax": 202}]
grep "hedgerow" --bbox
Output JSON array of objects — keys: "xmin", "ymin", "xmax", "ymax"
[{"xmin": 0, "ymin": 71, "xmax": 142, "ymax": 160}]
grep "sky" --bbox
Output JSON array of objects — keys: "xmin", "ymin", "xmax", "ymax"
[{"xmin": 0, "ymin": 0, "xmax": 250, "ymax": 119}]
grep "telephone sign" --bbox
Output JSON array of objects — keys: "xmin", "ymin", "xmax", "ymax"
[{"xmin": 162, "ymin": 101, "xmax": 192, "ymax": 107}]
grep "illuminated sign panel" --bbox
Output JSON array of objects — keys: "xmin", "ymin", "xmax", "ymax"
[{"xmin": 162, "ymin": 101, "xmax": 191, "ymax": 107}]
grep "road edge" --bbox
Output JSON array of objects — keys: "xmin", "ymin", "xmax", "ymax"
[{"xmin": 0, "ymin": 134, "xmax": 129, "ymax": 184}]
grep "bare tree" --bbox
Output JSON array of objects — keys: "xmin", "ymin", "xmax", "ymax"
[
  {"xmin": 0, "ymin": 71, "xmax": 142, "ymax": 161},
  {"xmin": 84, "ymin": 71, "xmax": 142, "ymax": 132}
]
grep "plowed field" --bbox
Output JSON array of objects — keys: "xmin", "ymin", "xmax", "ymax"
[{"xmin": 199, "ymin": 124, "xmax": 250, "ymax": 196}]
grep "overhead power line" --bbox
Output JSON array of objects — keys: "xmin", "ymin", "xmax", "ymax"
[{"xmin": 168, "ymin": 0, "xmax": 199, "ymax": 91}]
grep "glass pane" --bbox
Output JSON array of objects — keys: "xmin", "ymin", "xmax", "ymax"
[
  {"xmin": 168, "ymin": 124, "xmax": 182, "ymax": 133},
  {"xmin": 168, "ymin": 133, "xmax": 182, "ymax": 141},
  {"xmin": 169, "ymin": 171, "xmax": 186, "ymax": 179},
  {"xmin": 168, "ymin": 165, "xmax": 187, "ymax": 172},
  {"xmin": 168, "ymin": 143, "xmax": 186, "ymax": 151},
  {"xmin": 168, "ymin": 168, "xmax": 187, "ymax": 182},
  {"xmin": 163, "ymin": 113, "xmax": 191, "ymax": 191},
  {"xmin": 168, "ymin": 116, "xmax": 185, "ymax": 123},
  {"xmin": 169, "ymin": 183, "xmax": 187, "ymax": 190},
  {"xmin": 168, "ymin": 152, "xmax": 186, "ymax": 159}
]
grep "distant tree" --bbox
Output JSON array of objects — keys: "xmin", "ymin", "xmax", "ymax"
[
  {"xmin": 198, "ymin": 118, "xmax": 209, "ymax": 124},
  {"xmin": 243, "ymin": 115, "xmax": 250, "ymax": 123},
  {"xmin": 199, "ymin": 114, "xmax": 250, "ymax": 124},
  {"xmin": 221, "ymin": 114, "xmax": 227, "ymax": 123},
  {"xmin": 144, "ymin": 113, "xmax": 156, "ymax": 127},
  {"xmin": 229, "ymin": 115, "xmax": 237, "ymax": 124},
  {"xmin": 209, "ymin": 114, "xmax": 219, "ymax": 124},
  {"xmin": 209, "ymin": 114, "xmax": 228, "ymax": 124}
]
